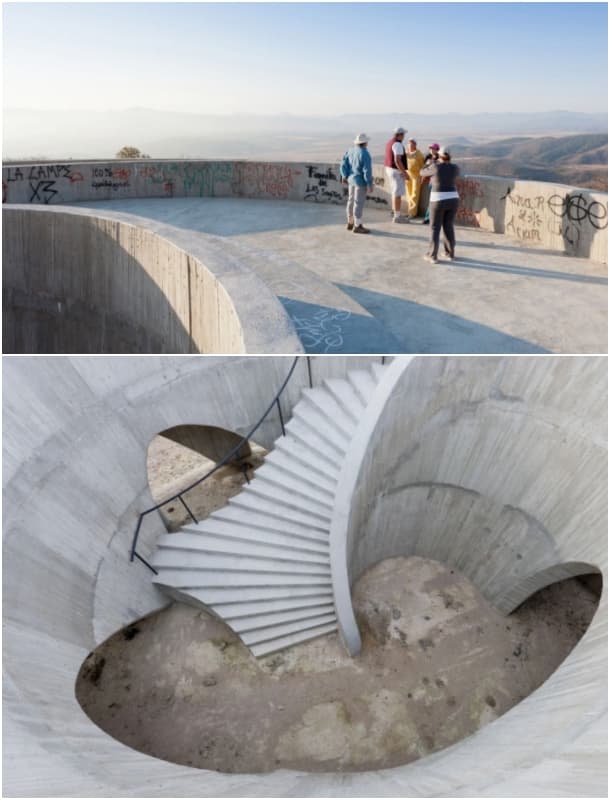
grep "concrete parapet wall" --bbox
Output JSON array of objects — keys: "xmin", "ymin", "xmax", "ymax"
[
  {"xmin": 2, "ymin": 206, "xmax": 302, "ymax": 354},
  {"xmin": 3, "ymin": 159, "xmax": 607, "ymax": 260}
]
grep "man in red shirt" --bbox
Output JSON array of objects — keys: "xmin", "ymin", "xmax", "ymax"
[{"xmin": 384, "ymin": 126, "xmax": 410, "ymax": 223}]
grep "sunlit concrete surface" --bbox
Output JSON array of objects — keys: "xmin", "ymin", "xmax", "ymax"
[{"xmin": 65, "ymin": 197, "xmax": 607, "ymax": 354}]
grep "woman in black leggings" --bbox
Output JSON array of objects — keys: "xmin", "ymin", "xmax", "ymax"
[{"xmin": 420, "ymin": 147, "xmax": 460, "ymax": 264}]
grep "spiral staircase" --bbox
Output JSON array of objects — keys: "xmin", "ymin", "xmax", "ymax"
[{"xmin": 150, "ymin": 363, "xmax": 386, "ymax": 656}]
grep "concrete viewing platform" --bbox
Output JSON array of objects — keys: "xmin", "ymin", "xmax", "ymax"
[
  {"xmin": 3, "ymin": 159, "xmax": 607, "ymax": 354},
  {"xmin": 58, "ymin": 196, "xmax": 608, "ymax": 353}
]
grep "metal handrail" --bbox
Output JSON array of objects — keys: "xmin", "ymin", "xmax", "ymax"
[{"xmin": 130, "ymin": 356, "xmax": 301, "ymax": 572}]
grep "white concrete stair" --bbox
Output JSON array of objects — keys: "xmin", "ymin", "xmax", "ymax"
[{"xmin": 150, "ymin": 362, "xmax": 387, "ymax": 657}]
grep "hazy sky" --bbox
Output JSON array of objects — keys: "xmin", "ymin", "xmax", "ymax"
[{"xmin": 3, "ymin": 2, "xmax": 608, "ymax": 115}]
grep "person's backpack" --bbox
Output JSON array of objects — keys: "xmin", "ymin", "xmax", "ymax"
[{"xmin": 340, "ymin": 150, "xmax": 352, "ymax": 181}]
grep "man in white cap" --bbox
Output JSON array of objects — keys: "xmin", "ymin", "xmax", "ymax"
[
  {"xmin": 384, "ymin": 126, "xmax": 410, "ymax": 223},
  {"xmin": 340, "ymin": 133, "xmax": 375, "ymax": 234}
]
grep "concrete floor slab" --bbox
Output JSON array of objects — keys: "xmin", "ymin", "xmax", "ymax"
[{"xmin": 72, "ymin": 197, "xmax": 607, "ymax": 354}]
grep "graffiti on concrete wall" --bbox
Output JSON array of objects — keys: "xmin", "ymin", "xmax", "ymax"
[
  {"xmin": 303, "ymin": 165, "xmax": 345, "ymax": 204},
  {"xmin": 4, "ymin": 163, "xmax": 84, "ymax": 204},
  {"xmin": 137, "ymin": 162, "xmax": 234, "ymax": 197},
  {"xmin": 505, "ymin": 191, "xmax": 546, "ymax": 242},
  {"xmin": 91, "ymin": 165, "xmax": 132, "ymax": 191},
  {"xmin": 456, "ymin": 177, "xmax": 483, "ymax": 227},
  {"xmin": 547, "ymin": 193, "xmax": 608, "ymax": 231},
  {"xmin": 234, "ymin": 163, "xmax": 301, "ymax": 199}
]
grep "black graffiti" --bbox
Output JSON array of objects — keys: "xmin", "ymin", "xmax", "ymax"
[
  {"xmin": 507, "ymin": 193, "xmax": 545, "ymax": 210},
  {"xmin": 548, "ymin": 193, "xmax": 608, "ymax": 231},
  {"xmin": 92, "ymin": 167, "xmax": 113, "ymax": 178},
  {"xmin": 91, "ymin": 180, "xmax": 130, "ymax": 191},
  {"xmin": 303, "ymin": 183, "xmax": 344, "ymax": 203},
  {"xmin": 29, "ymin": 180, "xmax": 58, "ymax": 204},
  {"xmin": 6, "ymin": 167, "xmax": 24, "ymax": 182},
  {"xmin": 306, "ymin": 165, "xmax": 338, "ymax": 182},
  {"xmin": 367, "ymin": 195, "xmax": 389, "ymax": 206}
]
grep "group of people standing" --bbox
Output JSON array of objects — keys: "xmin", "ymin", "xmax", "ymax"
[{"xmin": 340, "ymin": 127, "xmax": 460, "ymax": 264}]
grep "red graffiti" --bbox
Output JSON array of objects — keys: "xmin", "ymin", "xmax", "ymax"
[
  {"xmin": 456, "ymin": 204, "xmax": 480, "ymax": 227},
  {"xmin": 457, "ymin": 177, "xmax": 483, "ymax": 198},
  {"xmin": 138, "ymin": 166, "xmax": 159, "ymax": 179},
  {"xmin": 164, "ymin": 181, "xmax": 174, "ymax": 196},
  {"xmin": 235, "ymin": 163, "xmax": 300, "ymax": 198},
  {"xmin": 68, "ymin": 171, "xmax": 84, "ymax": 183},
  {"xmin": 112, "ymin": 167, "xmax": 132, "ymax": 181}
]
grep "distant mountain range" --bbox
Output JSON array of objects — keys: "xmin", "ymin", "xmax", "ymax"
[
  {"xmin": 4, "ymin": 108, "xmax": 608, "ymax": 162},
  {"xmin": 447, "ymin": 134, "xmax": 608, "ymax": 191}
]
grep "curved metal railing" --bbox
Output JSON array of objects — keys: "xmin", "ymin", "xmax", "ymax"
[{"xmin": 130, "ymin": 356, "xmax": 301, "ymax": 573}]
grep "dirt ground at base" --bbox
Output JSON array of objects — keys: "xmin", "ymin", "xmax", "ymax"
[
  {"xmin": 78, "ymin": 436, "xmax": 600, "ymax": 774},
  {"xmin": 146, "ymin": 435, "xmax": 267, "ymax": 530}
]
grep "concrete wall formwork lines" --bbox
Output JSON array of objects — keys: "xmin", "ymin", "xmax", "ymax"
[
  {"xmin": 3, "ymin": 159, "xmax": 607, "ymax": 261},
  {"xmin": 328, "ymin": 356, "xmax": 607, "ymax": 794},
  {"xmin": 2, "ymin": 206, "xmax": 302, "ymax": 355},
  {"xmin": 3, "ymin": 355, "xmax": 607, "ymax": 797}
]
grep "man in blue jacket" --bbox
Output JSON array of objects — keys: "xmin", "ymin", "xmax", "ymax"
[{"xmin": 340, "ymin": 133, "xmax": 374, "ymax": 234}]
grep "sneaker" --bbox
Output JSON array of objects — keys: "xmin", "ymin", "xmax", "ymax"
[
  {"xmin": 422, "ymin": 218, "xmax": 430, "ymax": 225},
  {"xmin": 392, "ymin": 215, "xmax": 409, "ymax": 224},
  {"xmin": 353, "ymin": 224, "xmax": 370, "ymax": 234},
  {"xmin": 346, "ymin": 222, "xmax": 354, "ymax": 231},
  {"xmin": 444, "ymin": 251, "xmax": 454, "ymax": 260},
  {"xmin": 424, "ymin": 254, "xmax": 438, "ymax": 264}
]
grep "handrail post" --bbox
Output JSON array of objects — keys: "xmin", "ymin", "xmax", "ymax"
[
  {"xmin": 178, "ymin": 495, "xmax": 197, "ymax": 524},
  {"xmin": 276, "ymin": 397, "xmax": 286, "ymax": 436},
  {"xmin": 307, "ymin": 356, "xmax": 313, "ymax": 388}
]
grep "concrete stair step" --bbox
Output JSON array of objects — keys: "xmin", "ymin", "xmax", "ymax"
[
  {"xmin": 262, "ymin": 449, "xmax": 337, "ymax": 494},
  {"xmin": 322, "ymin": 378, "xmax": 366, "ymax": 423},
  {"xmin": 153, "ymin": 570, "xmax": 333, "ymax": 588},
  {"xmin": 184, "ymin": 586, "xmax": 333, "ymax": 606},
  {"xmin": 272, "ymin": 436, "xmax": 341, "ymax": 482},
  {"xmin": 227, "ymin": 603, "xmax": 335, "ymax": 633},
  {"xmin": 155, "ymin": 532, "xmax": 329, "ymax": 565},
  {"xmin": 180, "ymin": 520, "xmax": 330, "ymax": 554},
  {"xmin": 245, "ymin": 483, "xmax": 332, "ymax": 523},
  {"xmin": 210, "ymin": 506, "xmax": 329, "ymax": 543},
  {"xmin": 249, "ymin": 622, "xmax": 338, "ymax": 657},
  {"xmin": 213, "ymin": 593, "xmax": 334, "ymax": 619},
  {"xmin": 300, "ymin": 388, "xmax": 357, "ymax": 439},
  {"xmin": 228, "ymin": 494, "xmax": 330, "ymax": 534},
  {"xmin": 239, "ymin": 613, "xmax": 337, "ymax": 646},
  {"xmin": 348, "ymin": 369, "xmax": 378, "ymax": 404},
  {"xmin": 253, "ymin": 466, "xmax": 334, "ymax": 508},
  {"xmin": 152, "ymin": 549, "xmax": 331, "ymax": 576},
  {"xmin": 284, "ymin": 418, "xmax": 344, "ymax": 468},
  {"xmin": 291, "ymin": 406, "xmax": 350, "ymax": 454}
]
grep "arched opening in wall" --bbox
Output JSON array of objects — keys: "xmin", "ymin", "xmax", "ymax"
[
  {"xmin": 74, "ymin": 554, "xmax": 601, "ymax": 775},
  {"xmin": 146, "ymin": 424, "xmax": 267, "ymax": 531}
]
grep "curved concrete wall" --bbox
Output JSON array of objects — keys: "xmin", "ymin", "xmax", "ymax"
[
  {"xmin": 3, "ymin": 159, "xmax": 607, "ymax": 261},
  {"xmin": 2, "ymin": 206, "xmax": 301, "ymax": 354},
  {"xmin": 4, "ymin": 355, "xmax": 607, "ymax": 796},
  {"xmin": 330, "ymin": 355, "xmax": 607, "ymax": 793}
]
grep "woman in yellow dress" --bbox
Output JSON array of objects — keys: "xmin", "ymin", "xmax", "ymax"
[{"xmin": 405, "ymin": 138, "xmax": 425, "ymax": 218}]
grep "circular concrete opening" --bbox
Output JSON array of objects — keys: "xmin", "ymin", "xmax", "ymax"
[
  {"xmin": 75, "ymin": 557, "xmax": 600, "ymax": 774},
  {"xmin": 146, "ymin": 425, "xmax": 267, "ymax": 531}
]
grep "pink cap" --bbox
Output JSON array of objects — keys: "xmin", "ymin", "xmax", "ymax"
[{"xmin": 430, "ymin": 143, "xmax": 440, "ymax": 150}]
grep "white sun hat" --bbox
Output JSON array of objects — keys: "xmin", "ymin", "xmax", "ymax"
[{"xmin": 354, "ymin": 133, "xmax": 370, "ymax": 144}]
